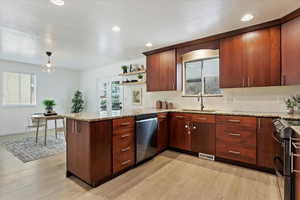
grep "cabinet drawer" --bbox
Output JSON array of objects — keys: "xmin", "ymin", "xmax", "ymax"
[
  {"xmin": 113, "ymin": 117, "xmax": 135, "ymax": 132},
  {"xmin": 216, "ymin": 124, "xmax": 256, "ymax": 146},
  {"xmin": 191, "ymin": 114, "xmax": 215, "ymax": 123},
  {"xmin": 113, "ymin": 150, "xmax": 135, "ymax": 173},
  {"xmin": 113, "ymin": 133, "xmax": 135, "ymax": 153},
  {"xmin": 216, "ymin": 143, "xmax": 256, "ymax": 165},
  {"xmin": 216, "ymin": 115, "xmax": 257, "ymax": 129}
]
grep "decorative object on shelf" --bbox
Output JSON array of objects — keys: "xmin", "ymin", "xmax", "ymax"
[
  {"xmin": 42, "ymin": 51, "xmax": 55, "ymax": 73},
  {"xmin": 129, "ymin": 64, "xmax": 133, "ymax": 72},
  {"xmin": 121, "ymin": 65, "xmax": 128, "ymax": 74},
  {"xmin": 156, "ymin": 100, "xmax": 162, "ymax": 109},
  {"xmin": 71, "ymin": 90, "xmax": 85, "ymax": 113},
  {"xmin": 43, "ymin": 99, "xmax": 57, "ymax": 115},
  {"xmin": 168, "ymin": 102, "xmax": 174, "ymax": 109},
  {"xmin": 100, "ymin": 99, "xmax": 107, "ymax": 111},
  {"xmin": 132, "ymin": 88, "xmax": 142, "ymax": 105},
  {"xmin": 285, "ymin": 98, "xmax": 296, "ymax": 114},
  {"xmin": 137, "ymin": 74, "xmax": 143, "ymax": 81},
  {"xmin": 161, "ymin": 101, "xmax": 168, "ymax": 109},
  {"xmin": 140, "ymin": 65, "xmax": 145, "ymax": 71}
]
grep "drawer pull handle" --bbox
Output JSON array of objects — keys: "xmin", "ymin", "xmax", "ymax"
[
  {"xmin": 121, "ymin": 122, "xmax": 130, "ymax": 126},
  {"xmin": 121, "ymin": 160, "xmax": 131, "ymax": 166},
  {"xmin": 228, "ymin": 133, "xmax": 241, "ymax": 137},
  {"xmin": 121, "ymin": 134, "xmax": 130, "ymax": 138},
  {"xmin": 121, "ymin": 147, "xmax": 131, "ymax": 152},
  {"xmin": 228, "ymin": 150, "xmax": 241, "ymax": 155},
  {"xmin": 159, "ymin": 116, "xmax": 167, "ymax": 119},
  {"xmin": 196, "ymin": 118, "xmax": 207, "ymax": 120},
  {"xmin": 228, "ymin": 120, "xmax": 241, "ymax": 123},
  {"xmin": 176, "ymin": 116, "xmax": 184, "ymax": 119}
]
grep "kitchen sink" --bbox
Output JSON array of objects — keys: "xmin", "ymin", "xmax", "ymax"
[{"xmin": 181, "ymin": 109, "xmax": 216, "ymax": 113}]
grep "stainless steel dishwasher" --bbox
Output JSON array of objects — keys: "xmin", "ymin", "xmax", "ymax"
[{"xmin": 135, "ymin": 114, "xmax": 158, "ymax": 164}]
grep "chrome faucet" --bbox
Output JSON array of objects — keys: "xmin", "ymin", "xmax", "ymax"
[{"xmin": 197, "ymin": 92, "xmax": 205, "ymax": 111}]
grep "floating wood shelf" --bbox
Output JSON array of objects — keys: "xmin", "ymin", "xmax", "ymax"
[
  {"xmin": 118, "ymin": 70, "xmax": 146, "ymax": 76},
  {"xmin": 120, "ymin": 81, "xmax": 146, "ymax": 86}
]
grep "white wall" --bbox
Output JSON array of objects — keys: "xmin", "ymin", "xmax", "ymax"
[
  {"xmin": 80, "ymin": 56, "xmax": 300, "ymax": 114},
  {"xmin": 0, "ymin": 59, "xmax": 80, "ymax": 136}
]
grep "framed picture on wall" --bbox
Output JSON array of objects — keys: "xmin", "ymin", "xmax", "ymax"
[{"xmin": 132, "ymin": 88, "xmax": 142, "ymax": 105}]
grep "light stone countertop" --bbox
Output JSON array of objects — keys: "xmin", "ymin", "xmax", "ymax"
[
  {"xmin": 292, "ymin": 126, "xmax": 300, "ymax": 135},
  {"xmin": 63, "ymin": 108, "xmax": 300, "ymax": 122}
]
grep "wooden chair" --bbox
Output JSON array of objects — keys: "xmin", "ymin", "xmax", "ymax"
[{"xmin": 27, "ymin": 115, "xmax": 46, "ymax": 143}]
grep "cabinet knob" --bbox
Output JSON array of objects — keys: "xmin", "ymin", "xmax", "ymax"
[
  {"xmin": 193, "ymin": 126, "xmax": 197, "ymax": 130},
  {"xmin": 185, "ymin": 125, "xmax": 189, "ymax": 129}
]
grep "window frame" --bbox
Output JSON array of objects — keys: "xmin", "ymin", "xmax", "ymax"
[
  {"xmin": 2, "ymin": 71, "xmax": 37, "ymax": 107},
  {"xmin": 182, "ymin": 58, "xmax": 223, "ymax": 97}
]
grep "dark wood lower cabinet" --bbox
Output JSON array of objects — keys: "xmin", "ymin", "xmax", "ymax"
[
  {"xmin": 66, "ymin": 119, "xmax": 112, "ymax": 187},
  {"xmin": 157, "ymin": 113, "xmax": 169, "ymax": 152},
  {"xmin": 256, "ymin": 118, "xmax": 278, "ymax": 169},
  {"xmin": 169, "ymin": 113, "xmax": 191, "ymax": 151},
  {"xmin": 191, "ymin": 117, "xmax": 216, "ymax": 155}
]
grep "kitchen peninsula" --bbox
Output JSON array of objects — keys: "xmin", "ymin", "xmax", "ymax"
[{"xmin": 64, "ymin": 109, "xmax": 300, "ymax": 187}]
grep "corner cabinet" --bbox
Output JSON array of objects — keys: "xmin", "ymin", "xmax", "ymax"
[
  {"xmin": 66, "ymin": 119, "xmax": 112, "ymax": 187},
  {"xmin": 146, "ymin": 49, "xmax": 176, "ymax": 91},
  {"xmin": 220, "ymin": 26, "xmax": 281, "ymax": 88},
  {"xmin": 282, "ymin": 16, "xmax": 300, "ymax": 85}
]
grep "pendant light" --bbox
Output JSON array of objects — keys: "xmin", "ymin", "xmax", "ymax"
[{"xmin": 42, "ymin": 51, "xmax": 55, "ymax": 73}]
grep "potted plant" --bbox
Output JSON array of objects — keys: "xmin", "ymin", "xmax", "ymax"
[
  {"xmin": 43, "ymin": 99, "xmax": 56, "ymax": 114},
  {"xmin": 137, "ymin": 73, "xmax": 143, "ymax": 81},
  {"xmin": 121, "ymin": 65, "xmax": 128, "ymax": 74},
  {"xmin": 71, "ymin": 90, "xmax": 85, "ymax": 113},
  {"xmin": 293, "ymin": 94, "xmax": 300, "ymax": 113},
  {"xmin": 285, "ymin": 98, "xmax": 296, "ymax": 114}
]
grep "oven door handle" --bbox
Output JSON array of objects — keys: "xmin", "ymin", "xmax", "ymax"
[{"xmin": 273, "ymin": 156, "xmax": 284, "ymax": 176}]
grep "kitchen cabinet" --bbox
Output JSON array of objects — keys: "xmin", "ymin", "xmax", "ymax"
[
  {"xmin": 66, "ymin": 119, "xmax": 112, "ymax": 187},
  {"xmin": 256, "ymin": 118, "xmax": 277, "ymax": 169},
  {"xmin": 216, "ymin": 115, "xmax": 257, "ymax": 165},
  {"xmin": 146, "ymin": 49, "xmax": 176, "ymax": 91},
  {"xmin": 220, "ymin": 26, "xmax": 281, "ymax": 88},
  {"xmin": 282, "ymin": 16, "xmax": 300, "ymax": 85},
  {"xmin": 157, "ymin": 113, "xmax": 169, "ymax": 152},
  {"xmin": 169, "ymin": 113, "xmax": 191, "ymax": 151},
  {"xmin": 112, "ymin": 117, "xmax": 135, "ymax": 174},
  {"xmin": 190, "ymin": 115, "xmax": 216, "ymax": 155}
]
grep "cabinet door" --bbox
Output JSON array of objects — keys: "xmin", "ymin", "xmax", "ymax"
[
  {"xmin": 160, "ymin": 49, "xmax": 176, "ymax": 91},
  {"xmin": 67, "ymin": 119, "xmax": 77, "ymax": 174},
  {"xmin": 282, "ymin": 16, "xmax": 300, "ymax": 85},
  {"xmin": 220, "ymin": 35, "xmax": 244, "ymax": 88},
  {"xmin": 146, "ymin": 49, "xmax": 176, "ymax": 91},
  {"xmin": 147, "ymin": 53, "xmax": 160, "ymax": 91},
  {"xmin": 191, "ymin": 122, "xmax": 216, "ymax": 155},
  {"xmin": 243, "ymin": 26, "xmax": 281, "ymax": 87},
  {"xmin": 169, "ymin": 114, "xmax": 188, "ymax": 150},
  {"xmin": 157, "ymin": 114, "xmax": 168, "ymax": 152}
]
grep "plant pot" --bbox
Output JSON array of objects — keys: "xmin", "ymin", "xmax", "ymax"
[
  {"xmin": 123, "ymin": 68, "xmax": 128, "ymax": 74},
  {"xmin": 46, "ymin": 107, "xmax": 53, "ymax": 114}
]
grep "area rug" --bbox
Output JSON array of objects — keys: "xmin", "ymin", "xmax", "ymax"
[{"xmin": 0, "ymin": 134, "xmax": 66, "ymax": 163}]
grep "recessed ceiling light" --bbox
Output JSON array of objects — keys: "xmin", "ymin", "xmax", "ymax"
[
  {"xmin": 112, "ymin": 26, "xmax": 121, "ymax": 32},
  {"xmin": 145, "ymin": 42, "xmax": 153, "ymax": 47},
  {"xmin": 241, "ymin": 14, "xmax": 254, "ymax": 22},
  {"xmin": 50, "ymin": 0, "xmax": 65, "ymax": 6}
]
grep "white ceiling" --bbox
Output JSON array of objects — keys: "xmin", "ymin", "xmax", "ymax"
[{"xmin": 0, "ymin": 0, "xmax": 299, "ymax": 71}]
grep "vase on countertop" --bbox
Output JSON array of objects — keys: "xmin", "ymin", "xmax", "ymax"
[{"xmin": 287, "ymin": 107, "xmax": 295, "ymax": 115}]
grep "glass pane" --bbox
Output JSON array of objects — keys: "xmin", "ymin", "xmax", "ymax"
[
  {"xmin": 184, "ymin": 60, "xmax": 202, "ymax": 95},
  {"xmin": 20, "ymin": 73, "xmax": 31, "ymax": 104},
  {"xmin": 99, "ymin": 82, "xmax": 108, "ymax": 112},
  {"xmin": 111, "ymin": 81, "xmax": 122, "ymax": 111},
  {"xmin": 4, "ymin": 72, "xmax": 20, "ymax": 104},
  {"xmin": 203, "ymin": 58, "xmax": 221, "ymax": 95}
]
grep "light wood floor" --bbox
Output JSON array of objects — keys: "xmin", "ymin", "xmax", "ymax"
[{"xmin": 0, "ymin": 141, "xmax": 281, "ymax": 200}]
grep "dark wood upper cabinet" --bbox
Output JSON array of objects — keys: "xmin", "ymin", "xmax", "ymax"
[
  {"xmin": 256, "ymin": 118, "xmax": 278, "ymax": 169},
  {"xmin": 220, "ymin": 26, "xmax": 281, "ymax": 88},
  {"xmin": 146, "ymin": 49, "xmax": 176, "ymax": 91},
  {"xmin": 220, "ymin": 35, "xmax": 244, "ymax": 88},
  {"xmin": 282, "ymin": 16, "xmax": 300, "ymax": 85}
]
